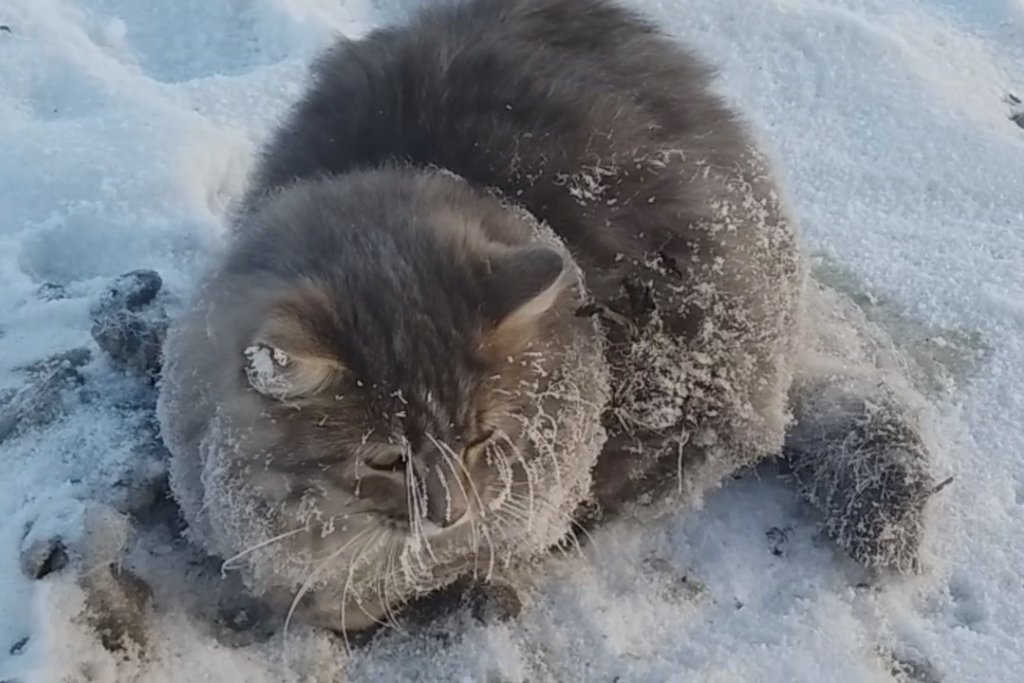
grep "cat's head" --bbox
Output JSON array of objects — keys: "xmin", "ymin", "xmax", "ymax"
[{"xmin": 204, "ymin": 170, "xmax": 606, "ymax": 625}]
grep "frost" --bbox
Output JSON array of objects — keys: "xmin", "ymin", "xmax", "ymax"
[
  {"xmin": 554, "ymin": 163, "xmax": 618, "ymax": 206},
  {"xmin": 243, "ymin": 343, "xmax": 293, "ymax": 399},
  {"xmin": 2, "ymin": 0, "xmax": 1019, "ymax": 681},
  {"xmin": 785, "ymin": 374, "xmax": 936, "ymax": 573}
]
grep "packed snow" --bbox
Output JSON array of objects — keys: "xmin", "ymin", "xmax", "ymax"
[{"xmin": 1, "ymin": 0, "xmax": 1022, "ymax": 681}]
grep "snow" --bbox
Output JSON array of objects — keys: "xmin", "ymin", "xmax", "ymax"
[
  {"xmin": 243, "ymin": 343, "xmax": 295, "ymax": 399},
  {"xmin": 1, "ymin": 0, "xmax": 1022, "ymax": 681}
]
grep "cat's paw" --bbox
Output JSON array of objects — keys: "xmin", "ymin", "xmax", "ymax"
[{"xmin": 785, "ymin": 382, "xmax": 943, "ymax": 574}]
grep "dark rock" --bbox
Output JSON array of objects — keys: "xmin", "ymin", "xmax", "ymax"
[
  {"xmin": 884, "ymin": 648, "xmax": 943, "ymax": 683},
  {"xmin": 90, "ymin": 270, "xmax": 167, "ymax": 379},
  {"xmin": 641, "ymin": 555, "xmax": 706, "ymax": 602},
  {"xmin": 128, "ymin": 475, "xmax": 185, "ymax": 535},
  {"xmin": 19, "ymin": 347, "xmax": 92, "ymax": 377},
  {"xmin": 37, "ymin": 282, "xmax": 69, "ymax": 301},
  {"xmin": 20, "ymin": 537, "xmax": 69, "ymax": 580},
  {"xmin": 0, "ymin": 360, "xmax": 84, "ymax": 445},
  {"xmin": 468, "ymin": 581, "xmax": 522, "ymax": 624},
  {"xmin": 399, "ymin": 577, "xmax": 523, "ymax": 630},
  {"xmin": 8, "ymin": 636, "xmax": 29, "ymax": 656},
  {"xmin": 80, "ymin": 566, "xmax": 153, "ymax": 653},
  {"xmin": 92, "ymin": 270, "xmax": 163, "ymax": 316},
  {"xmin": 765, "ymin": 526, "xmax": 791, "ymax": 558},
  {"xmin": 1008, "ymin": 94, "xmax": 1024, "ymax": 130},
  {"xmin": 91, "ymin": 310, "xmax": 167, "ymax": 379},
  {"xmin": 106, "ymin": 453, "xmax": 170, "ymax": 517},
  {"xmin": 212, "ymin": 594, "xmax": 278, "ymax": 648}
]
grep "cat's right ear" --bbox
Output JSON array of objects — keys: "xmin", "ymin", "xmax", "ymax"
[
  {"xmin": 478, "ymin": 245, "xmax": 568, "ymax": 357},
  {"xmin": 243, "ymin": 285, "xmax": 344, "ymax": 401}
]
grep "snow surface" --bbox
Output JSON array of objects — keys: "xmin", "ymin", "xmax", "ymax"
[{"xmin": 1, "ymin": 0, "xmax": 1022, "ymax": 681}]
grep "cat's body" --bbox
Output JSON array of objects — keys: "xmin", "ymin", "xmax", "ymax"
[
  {"xmin": 160, "ymin": 168, "xmax": 611, "ymax": 631},
  {"xmin": 243, "ymin": 0, "xmax": 803, "ymax": 510},
  {"xmin": 158, "ymin": 0, "xmax": 933, "ymax": 635}
]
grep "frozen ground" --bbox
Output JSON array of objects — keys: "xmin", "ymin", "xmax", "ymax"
[{"xmin": 1, "ymin": 0, "xmax": 1022, "ymax": 681}]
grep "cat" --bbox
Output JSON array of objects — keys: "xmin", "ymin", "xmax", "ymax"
[
  {"xmin": 159, "ymin": 168, "xmax": 610, "ymax": 632},
  {"xmin": 157, "ymin": 0, "xmax": 936, "ymax": 636}
]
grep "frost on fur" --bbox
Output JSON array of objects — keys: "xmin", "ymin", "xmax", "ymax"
[
  {"xmin": 158, "ymin": 211, "xmax": 611, "ymax": 635},
  {"xmin": 783, "ymin": 282, "xmax": 945, "ymax": 574},
  {"xmin": 243, "ymin": 343, "xmax": 293, "ymax": 399},
  {"xmin": 784, "ymin": 375, "xmax": 937, "ymax": 574},
  {"xmin": 584, "ymin": 150, "xmax": 803, "ymax": 516}
]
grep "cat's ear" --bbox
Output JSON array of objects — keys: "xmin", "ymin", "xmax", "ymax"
[
  {"xmin": 243, "ymin": 286, "xmax": 344, "ymax": 401},
  {"xmin": 479, "ymin": 245, "xmax": 567, "ymax": 354}
]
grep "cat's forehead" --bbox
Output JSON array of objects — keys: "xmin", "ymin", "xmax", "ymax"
[
  {"xmin": 342, "ymin": 370, "xmax": 479, "ymax": 451},
  {"xmin": 331, "ymin": 304, "xmax": 484, "ymax": 430}
]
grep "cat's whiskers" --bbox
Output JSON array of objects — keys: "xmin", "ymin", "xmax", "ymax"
[
  {"xmin": 493, "ymin": 430, "xmax": 538, "ymax": 530},
  {"xmin": 379, "ymin": 535, "xmax": 407, "ymax": 634},
  {"xmin": 484, "ymin": 440, "xmax": 517, "ymax": 505},
  {"xmin": 402, "ymin": 442, "xmax": 437, "ymax": 567},
  {"xmin": 428, "ymin": 435, "xmax": 518, "ymax": 581},
  {"xmin": 339, "ymin": 527, "xmax": 389, "ymax": 654},
  {"xmin": 488, "ymin": 407, "xmax": 566, "ymax": 493},
  {"xmin": 220, "ymin": 526, "xmax": 307, "ymax": 576},
  {"xmin": 502, "ymin": 491, "xmax": 598, "ymax": 560},
  {"xmin": 282, "ymin": 524, "xmax": 375, "ymax": 670},
  {"xmin": 532, "ymin": 494, "xmax": 599, "ymax": 553},
  {"xmin": 502, "ymin": 504, "xmax": 584, "ymax": 568},
  {"xmin": 428, "ymin": 434, "xmax": 483, "ymax": 570},
  {"xmin": 460, "ymin": 462, "xmax": 497, "ymax": 581},
  {"xmin": 492, "ymin": 500, "xmax": 573, "ymax": 564},
  {"xmin": 370, "ymin": 532, "xmax": 407, "ymax": 635},
  {"xmin": 350, "ymin": 532, "xmax": 396, "ymax": 633},
  {"xmin": 221, "ymin": 507, "xmax": 379, "ymax": 576},
  {"xmin": 478, "ymin": 506, "xmax": 529, "ymax": 569}
]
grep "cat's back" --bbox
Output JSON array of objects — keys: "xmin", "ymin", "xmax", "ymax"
[
  {"xmin": 245, "ymin": 0, "xmax": 751, "ymax": 263},
  {"xmin": 244, "ymin": 0, "xmax": 803, "ymax": 473}
]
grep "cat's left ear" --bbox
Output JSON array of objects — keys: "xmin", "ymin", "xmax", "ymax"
[{"xmin": 479, "ymin": 245, "xmax": 568, "ymax": 354}]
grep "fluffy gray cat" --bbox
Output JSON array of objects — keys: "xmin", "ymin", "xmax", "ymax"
[{"xmin": 157, "ymin": 0, "xmax": 936, "ymax": 636}]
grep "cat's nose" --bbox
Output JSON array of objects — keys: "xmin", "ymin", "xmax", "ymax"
[
  {"xmin": 410, "ymin": 445, "xmax": 470, "ymax": 529},
  {"xmin": 422, "ymin": 464, "xmax": 469, "ymax": 528}
]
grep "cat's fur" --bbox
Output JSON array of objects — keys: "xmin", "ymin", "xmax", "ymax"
[
  {"xmin": 159, "ymin": 169, "xmax": 610, "ymax": 632},
  {"xmin": 158, "ymin": 0, "xmax": 934, "ymax": 634}
]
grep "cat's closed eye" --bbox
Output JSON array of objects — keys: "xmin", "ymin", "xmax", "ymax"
[
  {"xmin": 464, "ymin": 430, "xmax": 495, "ymax": 464},
  {"xmin": 465, "ymin": 430, "xmax": 494, "ymax": 449},
  {"xmin": 364, "ymin": 446, "xmax": 406, "ymax": 473}
]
